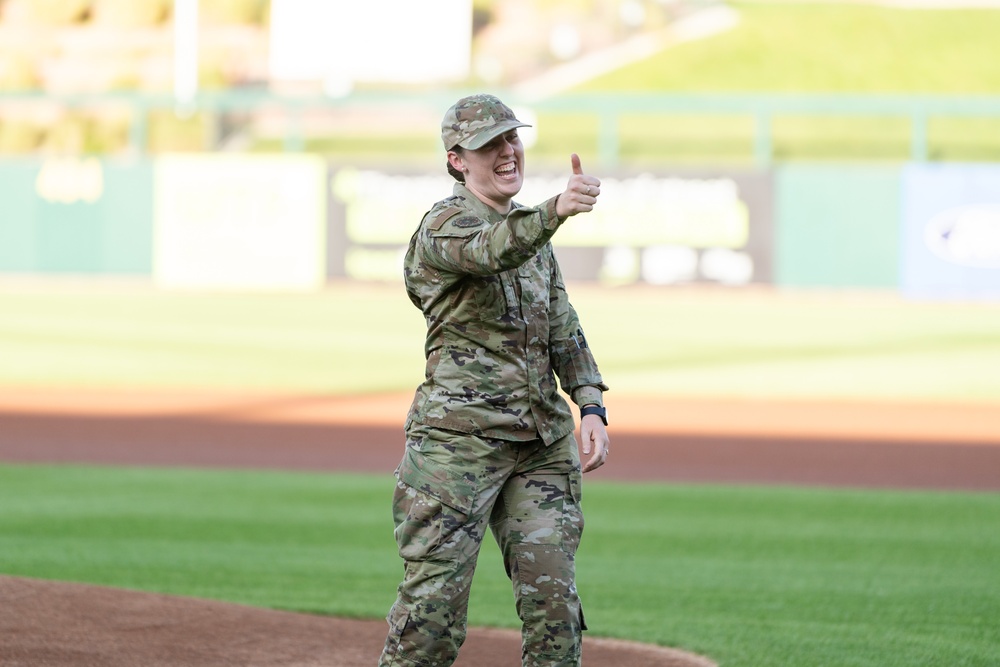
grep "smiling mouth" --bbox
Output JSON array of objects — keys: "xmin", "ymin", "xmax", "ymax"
[{"xmin": 494, "ymin": 162, "xmax": 517, "ymax": 179}]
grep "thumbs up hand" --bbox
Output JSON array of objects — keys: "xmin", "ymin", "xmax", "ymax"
[{"xmin": 556, "ymin": 153, "xmax": 601, "ymax": 219}]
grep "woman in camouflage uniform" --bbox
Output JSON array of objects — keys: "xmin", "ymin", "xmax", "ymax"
[{"xmin": 379, "ymin": 94, "xmax": 610, "ymax": 667}]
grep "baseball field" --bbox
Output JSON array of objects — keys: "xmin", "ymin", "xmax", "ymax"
[
  {"xmin": 1, "ymin": 280, "xmax": 999, "ymax": 666},
  {"xmin": 4, "ymin": 0, "xmax": 1000, "ymax": 665}
]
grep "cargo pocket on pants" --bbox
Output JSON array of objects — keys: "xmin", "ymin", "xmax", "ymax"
[
  {"xmin": 380, "ymin": 603, "xmax": 410, "ymax": 665},
  {"xmin": 511, "ymin": 542, "xmax": 585, "ymax": 659},
  {"xmin": 393, "ymin": 447, "xmax": 478, "ymax": 563}
]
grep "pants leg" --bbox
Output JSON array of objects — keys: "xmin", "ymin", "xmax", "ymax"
[
  {"xmin": 379, "ymin": 428, "xmax": 512, "ymax": 667},
  {"xmin": 490, "ymin": 433, "xmax": 586, "ymax": 667}
]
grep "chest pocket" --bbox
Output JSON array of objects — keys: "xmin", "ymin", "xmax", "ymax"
[{"xmin": 469, "ymin": 271, "xmax": 518, "ymax": 321}]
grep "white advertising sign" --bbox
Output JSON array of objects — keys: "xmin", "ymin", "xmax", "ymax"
[
  {"xmin": 154, "ymin": 155, "xmax": 326, "ymax": 291},
  {"xmin": 269, "ymin": 0, "xmax": 472, "ymax": 87}
]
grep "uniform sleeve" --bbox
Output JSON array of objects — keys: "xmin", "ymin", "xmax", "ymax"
[
  {"xmin": 546, "ymin": 246, "xmax": 609, "ymax": 403},
  {"xmin": 418, "ymin": 196, "xmax": 564, "ymax": 276}
]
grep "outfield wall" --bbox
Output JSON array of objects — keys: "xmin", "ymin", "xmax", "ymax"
[
  {"xmin": 775, "ymin": 166, "xmax": 901, "ymax": 289},
  {"xmin": 0, "ymin": 159, "xmax": 153, "ymax": 274},
  {"xmin": 1, "ymin": 157, "xmax": 998, "ymax": 298}
]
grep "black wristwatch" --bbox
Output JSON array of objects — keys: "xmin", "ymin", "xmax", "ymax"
[{"xmin": 580, "ymin": 405, "xmax": 608, "ymax": 426}]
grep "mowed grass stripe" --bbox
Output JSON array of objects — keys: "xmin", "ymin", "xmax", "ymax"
[{"xmin": 2, "ymin": 285, "xmax": 1000, "ymax": 400}]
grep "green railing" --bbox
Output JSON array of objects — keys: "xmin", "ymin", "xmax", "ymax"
[
  {"xmin": 3, "ymin": 90, "xmax": 1000, "ymax": 165},
  {"xmin": 535, "ymin": 93, "xmax": 1000, "ymax": 166}
]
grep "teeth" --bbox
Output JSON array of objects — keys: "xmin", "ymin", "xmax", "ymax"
[{"xmin": 496, "ymin": 163, "xmax": 515, "ymax": 174}]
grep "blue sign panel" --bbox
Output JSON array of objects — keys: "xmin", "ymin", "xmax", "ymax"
[{"xmin": 900, "ymin": 164, "xmax": 1000, "ymax": 299}]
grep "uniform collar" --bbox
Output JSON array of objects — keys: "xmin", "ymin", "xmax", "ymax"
[{"xmin": 454, "ymin": 182, "xmax": 519, "ymax": 223}]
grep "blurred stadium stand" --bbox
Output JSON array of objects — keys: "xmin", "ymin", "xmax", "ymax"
[
  {"xmin": 0, "ymin": 0, "xmax": 729, "ymax": 156},
  {"xmin": 2, "ymin": 1, "xmax": 999, "ymax": 295}
]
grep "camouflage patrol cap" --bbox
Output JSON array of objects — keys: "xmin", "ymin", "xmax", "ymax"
[{"xmin": 441, "ymin": 94, "xmax": 531, "ymax": 151}]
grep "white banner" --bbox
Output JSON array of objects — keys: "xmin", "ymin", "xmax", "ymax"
[
  {"xmin": 269, "ymin": 0, "xmax": 471, "ymax": 87},
  {"xmin": 154, "ymin": 155, "xmax": 326, "ymax": 291}
]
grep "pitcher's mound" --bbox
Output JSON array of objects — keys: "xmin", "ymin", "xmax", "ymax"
[{"xmin": 1, "ymin": 576, "xmax": 714, "ymax": 667}]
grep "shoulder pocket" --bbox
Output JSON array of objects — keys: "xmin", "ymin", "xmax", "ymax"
[
  {"xmin": 427, "ymin": 205, "xmax": 464, "ymax": 231},
  {"xmin": 429, "ymin": 212, "xmax": 489, "ymax": 238}
]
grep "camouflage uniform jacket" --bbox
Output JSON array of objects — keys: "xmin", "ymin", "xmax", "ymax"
[{"xmin": 404, "ymin": 182, "xmax": 608, "ymax": 446}]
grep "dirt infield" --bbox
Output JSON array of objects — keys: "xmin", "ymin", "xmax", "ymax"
[
  {"xmin": 2, "ymin": 389, "xmax": 999, "ymax": 666},
  {"xmin": 0, "ymin": 576, "xmax": 712, "ymax": 667},
  {"xmin": 3, "ymin": 389, "xmax": 999, "ymax": 489}
]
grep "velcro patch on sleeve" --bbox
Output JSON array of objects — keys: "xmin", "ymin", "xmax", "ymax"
[
  {"xmin": 452, "ymin": 216, "xmax": 485, "ymax": 228},
  {"xmin": 427, "ymin": 206, "xmax": 465, "ymax": 231}
]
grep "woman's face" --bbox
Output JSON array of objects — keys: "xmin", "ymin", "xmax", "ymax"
[{"xmin": 449, "ymin": 130, "xmax": 524, "ymax": 213}]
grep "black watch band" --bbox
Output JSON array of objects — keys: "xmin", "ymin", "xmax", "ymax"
[{"xmin": 580, "ymin": 405, "xmax": 608, "ymax": 426}]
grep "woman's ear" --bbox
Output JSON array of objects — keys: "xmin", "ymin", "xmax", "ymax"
[{"xmin": 447, "ymin": 151, "xmax": 466, "ymax": 173}]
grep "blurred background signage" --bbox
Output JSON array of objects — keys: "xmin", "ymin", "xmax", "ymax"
[
  {"xmin": 328, "ymin": 166, "xmax": 771, "ymax": 286},
  {"xmin": 900, "ymin": 165, "xmax": 1000, "ymax": 299},
  {"xmin": 2, "ymin": 0, "xmax": 1000, "ymax": 299},
  {"xmin": 154, "ymin": 155, "xmax": 326, "ymax": 290},
  {"xmin": 268, "ymin": 0, "xmax": 472, "ymax": 93}
]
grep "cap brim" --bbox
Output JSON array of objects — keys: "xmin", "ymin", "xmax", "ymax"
[{"xmin": 459, "ymin": 120, "xmax": 532, "ymax": 150}]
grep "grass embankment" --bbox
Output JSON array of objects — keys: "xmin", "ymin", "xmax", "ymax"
[
  {"xmin": 568, "ymin": 2, "xmax": 1000, "ymax": 164},
  {"xmin": 259, "ymin": 3, "xmax": 1000, "ymax": 165}
]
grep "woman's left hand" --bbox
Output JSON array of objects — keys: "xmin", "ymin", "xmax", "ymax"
[{"xmin": 580, "ymin": 413, "xmax": 610, "ymax": 473}]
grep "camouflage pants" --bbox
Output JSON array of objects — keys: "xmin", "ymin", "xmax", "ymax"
[{"xmin": 378, "ymin": 426, "xmax": 586, "ymax": 667}]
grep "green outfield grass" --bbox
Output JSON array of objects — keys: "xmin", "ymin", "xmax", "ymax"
[
  {"xmin": 1, "ymin": 283, "xmax": 999, "ymax": 402},
  {"xmin": 2, "ymin": 282, "xmax": 998, "ymax": 664},
  {"xmin": 1, "ymin": 464, "xmax": 998, "ymax": 667}
]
